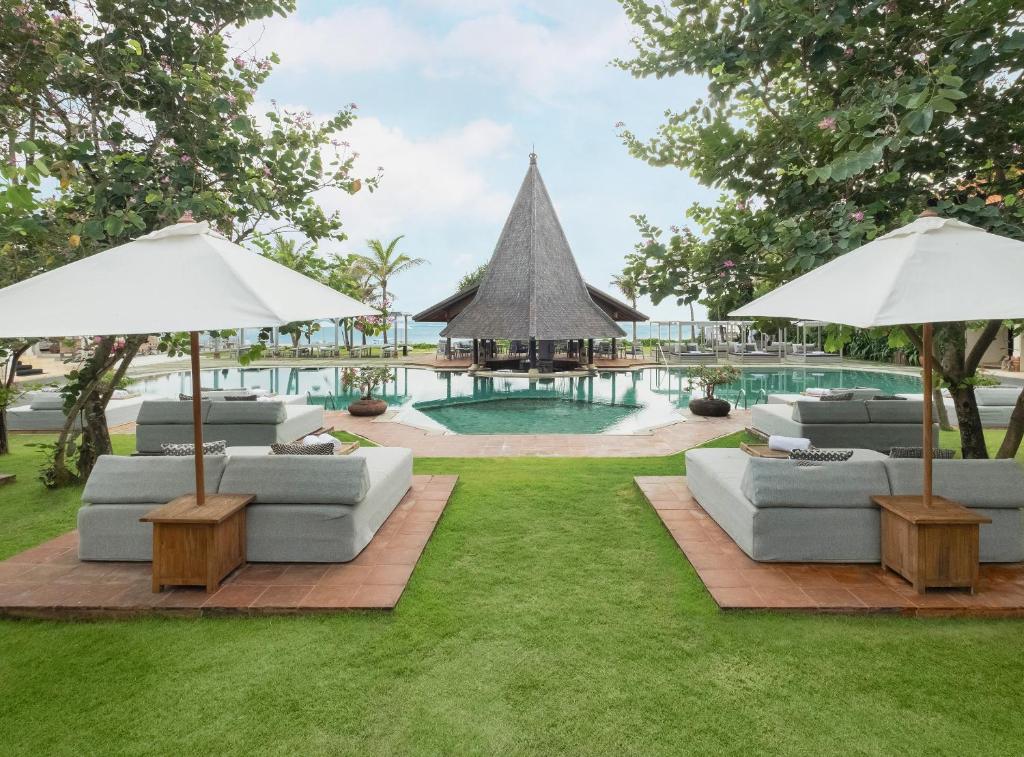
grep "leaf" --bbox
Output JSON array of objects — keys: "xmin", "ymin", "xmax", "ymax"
[
  {"xmin": 936, "ymin": 88, "xmax": 967, "ymax": 100},
  {"xmin": 32, "ymin": 158, "xmax": 49, "ymax": 176},
  {"xmin": 938, "ymin": 74, "xmax": 964, "ymax": 87},
  {"xmin": 103, "ymin": 216, "xmax": 124, "ymax": 237},
  {"xmin": 145, "ymin": 191, "xmax": 163, "ymax": 204},
  {"xmin": 930, "ymin": 97, "xmax": 956, "ymax": 113},
  {"xmin": 901, "ymin": 107, "xmax": 934, "ymax": 135},
  {"xmin": 1002, "ymin": 33, "xmax": 1024, "ymax": 51},
  {"xmin": 125, "ymin": 39, "xmax": 142, "ymax": 55}
]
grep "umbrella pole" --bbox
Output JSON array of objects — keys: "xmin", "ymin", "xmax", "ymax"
[
  {"xmin": 922, "ymin": 323, "xmax": 933, "ymax": 507},
  {"xmin": 190, "ymin": 331, "xmax": 206, "ymax": 506}
]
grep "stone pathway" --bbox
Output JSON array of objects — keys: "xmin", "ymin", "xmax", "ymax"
[{"xmin": 328, "ymin": 408, "xmax": 750, "ymax": 457}]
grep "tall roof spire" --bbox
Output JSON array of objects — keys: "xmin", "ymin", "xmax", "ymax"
[{"xmin": 440, "ymin": 156, "xmax": 624, "ymax": 341}]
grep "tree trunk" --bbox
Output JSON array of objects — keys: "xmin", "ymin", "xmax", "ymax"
[
  {"xmin": 381, "ymin": 283, "xmax": 389, "ymax": 344},
  {"xmin": 0, "ymin": 342, "xmax": 31, "ymax": 456},
  {"xmin": 997, "ymin": 389, "xmax": 1024, "ymax": 458},
  {"xmin": 933, "ymin": 387, "xmax": 953, "ymax": 431},
  {"xmin": 947, "ymin": 384, "xmax": 988, "ymax": 458},
  {"xmin": 0, "ymin": 408, "xmax": 8, "ymax": 456}
]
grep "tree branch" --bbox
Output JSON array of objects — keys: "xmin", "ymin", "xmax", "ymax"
[{"xmin": 965, "ymin": 319, "xmax": 1003, "ymax": 374}]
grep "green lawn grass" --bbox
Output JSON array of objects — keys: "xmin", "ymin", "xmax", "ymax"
[{"xmin": 1, "ymin": 432, "xmax": 1023, "ymax": 755}]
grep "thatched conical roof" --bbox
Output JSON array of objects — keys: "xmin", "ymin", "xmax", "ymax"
[{"xmin": 440, "ymin": 155, "xmax": 625, "ymax": 340}]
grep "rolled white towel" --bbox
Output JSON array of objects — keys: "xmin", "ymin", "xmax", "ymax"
[
  {"xmin": 301, "ymin": 435, "xmax": 321, "ymax": 446},
  {"xmin": 317, "ymin": 432, "xmax": 343, "ymax": 450},
  {"xmin": 768, "ymin": 435, "xmax": 811, "ymax": 453},
  {"xmin": 804, "ymin": 387, "xmax": 830, "ymax": 397}
]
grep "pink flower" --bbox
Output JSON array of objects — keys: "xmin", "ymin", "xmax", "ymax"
[
  {"xmin": 349, "ymin": 102, "xmax": 359, "ymax": 110},
  {"xmin": 723, "ymin": 260, "xmax": 735, "ymax": 268},
  {"xmin": 262, "ymin": 166, "xmax": 271, "ymax": 177},
  {"xmin": 114, "ymin": 337, "xmax": 126, "ymax": 350},
  {"xmin": 817, "ymin": 116, "xmax": 837, "ymax": 131},
  {"xmin": 851, "ymin": 211, "xmax": 865, "ymax": 222},
  {"xmin": 50, "ymin": 13, "xmax": 65, "ymax": 24},
  {"xmin": 843, "ymin": 47, "xmax": 854, "ymax": 58},
  {"xmin": 233, "ymin": 57, "xmax": 246, "ymax": 70},
  {"xmin": 614, "ymin": 121, "xmax": 625, "ymax": 128},
  {"xmin": 736, "ymin": 200, "xmax": 747, "ymax": 210},
  {"xmin": 92, "ymin": 336, "xmax": 103, "ymax": 345},
  {"xmin": 179, "ymin": 154, "xmax": 191, "ymax": 164},
  {"xmin": 225, "ymin": 93, "xmax": 237, "ymax": 105}
]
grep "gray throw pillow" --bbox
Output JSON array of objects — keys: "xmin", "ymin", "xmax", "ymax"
[
  {"xmin": 873, "ymin": 395, "xmax": 907, "ymax": 401},
  {"xmin": 789, "ymin": 448, "xmax": 854, "ymax": 462},
  {"xmin": 161, "ymin": 439, "xmax": 227, "ymax": 456},
  {"xmin": 889, "ymin": 447, "xmax": 956, "ymax": 459},
  {"xmin": 271, "ymin": 442, "xmax": 335, "ymax": 455},
  {"xmin": 224, "ymin": 395, "xmax": 258, "ymax": 401},
  {"xmin": 821, "ymin": 391, "xmax": 854, "ymax": 402}
]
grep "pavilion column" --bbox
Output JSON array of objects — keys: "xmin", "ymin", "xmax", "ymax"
[
  {"xmin": 403, "ymin": 314, "xmax": 409, "ymax": 356},
  {"xmin": 587, "ymin": 338, "xmax": 594, "ymax": 366},
  {"xmin": 446, "ymin": 336, "xmax": 452, "ymax": 361},
  {"xmin": 473, "ymin": 339, "xmax": 479, "ymax": 366},
  {"xmin": 528, "ymin": 337, "xmax": 537, "ymax": 369},
  {"xmin": 611, "ymin": 338, "xmax": 616, "ymax": 361}
]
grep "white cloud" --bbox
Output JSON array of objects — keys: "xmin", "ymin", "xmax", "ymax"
[
  {"xmin": 316, "ymin": 116, "xmax": 517, "ymax": 244},
  {"xmin": 238, "ymin": 3, "xmax": 632, "ymax": 100}
]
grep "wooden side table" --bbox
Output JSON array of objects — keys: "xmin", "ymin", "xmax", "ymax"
[
  {"xmin": 740, "ymin": 442, "xmax": 790, "ymax": 459},
  {"xmin": 141, "ymin": 494, "xmax": 254, "ymax": 593},
  {"xmin": 871, "ymin": 495, "xmax": 991, "ymax": 594}
]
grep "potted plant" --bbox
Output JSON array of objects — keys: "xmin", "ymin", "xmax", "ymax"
[
  {"xmin": 685, "ymin": 364, "xmax": 740, "ymax": 417},
  {"xmin": 341, "ymin": 366, "xmax": 393, "ymax": 417}
]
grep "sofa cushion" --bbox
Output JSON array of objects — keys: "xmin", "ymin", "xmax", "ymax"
[
  {"xmin": 27, "ymin": 391, "xmax": 64, "ymax": 411},
  {"xmin": 975, "ymin": 387, "xmax": 1022, "ymax": 407},
  {"xmin": 270, "ymin": 442, "xmax": 335, "ymax": 455},
  {"xmin": 206, "ymin": 400, "xmax": 287, "ymax": 425},
  {"xmin": 791, "ymin": 400, "xmax": 869, "ymax": 424},
  {"xmin": 789, "ymin": 448, "xmax": 854, "ymax": 462},
  {"xmin": 739, "ymin": 457, "xmax": 890, "ymax": 508},
  {"xmin": 885, "ymin": 459, "xmax": 1024, "ymax": 509},
  {"xmin": 888, "ymin": 447, "xmax": 955, "ymax": 459},
  {"xmin": 82, "ymin": 454, "xmax": 227, "ymax": 504},
  {"xmin": 137, "ymin": 400, "xmax": 211, "ymax": 425},
  {"xmin": 218, "ymin": 455, "xmax": 370, "ymax": 504},
  {"xmin": 865, "ymin": 399, "xmax": 923, "ymax": 424},
  {"xmin": 161, "ymin": 440, "xmax": 227, "ymax": 456}
]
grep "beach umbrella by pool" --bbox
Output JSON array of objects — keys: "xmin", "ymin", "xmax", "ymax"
[
  {"xmin": 732, "ymin": 210, "xmax": 1024, "ymax": 506},
  {"xmin": 0, "ymin": 214, "xmax": 378, "ymax": 504}
]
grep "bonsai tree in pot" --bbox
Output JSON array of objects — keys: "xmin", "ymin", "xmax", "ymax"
[
  {"xmin": 686, "ymin": 365, "xmax": 741, "ymax": 417},
  {"xmin": 341, "ymin": 366, "xmax": 394, "ymax": 417}
]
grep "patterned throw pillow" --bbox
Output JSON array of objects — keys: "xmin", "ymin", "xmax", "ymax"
[
  {"xmin": 789, "ymin": 448, "xmax": 854, "ymax": 462},
  {"xmin": 270, "ymin": 442, "xmax": 336, "ymax": 455},
  {"xmin": 820, "ymin": 391, "xmax": 854, "ymax": 402},
  {"xmin": 161, "ymin": 440, "xmax": 227, "ymax": 456},
  {"xmin": 888, "ymin": 447, "xmax": 956, "ymax": 459},
  {"xmin": 873, "ymin": 395, "xmax": 907, "ymax": 401},
  {"xmin": 224, "ymin": 395, "xmax": 258, "ymax": 401},
  {"xmin": 179, "ymin": 393, "xmax": 192, "ymax": 401}
]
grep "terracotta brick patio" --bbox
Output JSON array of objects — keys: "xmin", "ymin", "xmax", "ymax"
[
  {"xmin": 636, "ymin": 476, "xmax": 1024, "ymax": 617},
  {"xmin": 0, "ymin": 475, "xmax": 456, "ymax": 620}
]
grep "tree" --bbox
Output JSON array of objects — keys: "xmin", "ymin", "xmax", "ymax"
[
  {"xmin": 457, "ymin": 264, "xmax": 487, "ymax": 291},
  {"xmin": 258, "ymin": 234, "xmax": 327, "ymax": 346},
  {"xmin": 610, "ymin": 270, "xmax": 642, "ymax": 349},
  {"xmin": 617, "ymin": 0, "xmax": 1024, "ymax": 458},
  {"xmin": 1, "ymin": 1, "xmax": 377, "ymax": 485},
  {"xmin": 355, "ymin": 236, "xmax": 426, "ymax": 344}
]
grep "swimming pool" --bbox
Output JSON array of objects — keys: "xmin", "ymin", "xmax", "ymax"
[{"xmin": 129, "ymin": 365, "xmax": 923, "ymax": 435}]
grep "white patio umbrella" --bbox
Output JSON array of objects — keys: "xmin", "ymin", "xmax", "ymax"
[
  {"xmin": 732, "ymin": 210, "xmax": 1024, "ymax": 506},
  {"xmin": 0, "ymin": 214, "xmax": 378, "ymax": 504}
]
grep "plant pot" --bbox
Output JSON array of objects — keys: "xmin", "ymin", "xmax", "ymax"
[
  {"xmin": 688, "ymin": 397, "xmax": 731, "ymax": 417},
  {"xmin": 347, "ymin": 398, "xmax": 387, "ymax": 417}
]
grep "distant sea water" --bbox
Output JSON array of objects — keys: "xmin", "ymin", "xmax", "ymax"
[{"xmin": 216, "ymin": 321, "xmax": 687, "ymax": 348}]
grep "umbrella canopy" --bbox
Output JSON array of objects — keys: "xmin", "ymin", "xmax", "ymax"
[
  {"xmin": 0, "ymin": 216, "xmax": 379, "ymax": 508},
  {"xmin": 731, "ymin": 212, "xmax": 1024, "ymax": 508},
  {"xmin": 732, "ymin": 214, "xmax": 1024, "ymax": 327},
  {"xmin": 0, "ymin": 218, "xmax": 377, "ymax": 338}
]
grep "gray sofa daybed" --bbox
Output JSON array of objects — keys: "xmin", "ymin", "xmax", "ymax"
[
  {"xmin": 685, "ymin": 448, "xmax": 1024, "ymax": 563},
  {"xmin": 78, "ymin": 447, "xmax": 413, "ymax": 562},
  {"xmin": 751, "ymin": 398, "xmax": 936, "ymax": 451},
  {"xmin": 134, "ymin": 399, "xmax": 324, "ymax": 453}
]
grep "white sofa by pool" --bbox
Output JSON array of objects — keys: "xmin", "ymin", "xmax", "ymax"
[
  {"xmin": 134, "ymin": 399, "xmax": 324, "ymax": 453},
  {"xmin": 77, "ymin": 447, "xmax": 413, "ymax": 563},
  {"xmin": 8, "ymin": 390, "xmax": 145, "ymax": 432},
  {"xmin": 685, "ymin": 447, "xmax": 1024, "ymax": 563}
]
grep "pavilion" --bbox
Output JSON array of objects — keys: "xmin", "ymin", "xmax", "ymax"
[{"xmin": 414, "ymin": 154, "xmax": 647, "ymax": 371}]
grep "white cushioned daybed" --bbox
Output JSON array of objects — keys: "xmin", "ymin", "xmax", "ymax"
[
  {"xmin": 77, "ymin": 447, "xmax": 412, "ymax": 563},
  {"xmin": 685, "ymin": 448, "xmax": 1024, "ymax": 563}
]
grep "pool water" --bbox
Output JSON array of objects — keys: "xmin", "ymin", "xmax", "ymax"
[{"xmin": 129, "ymin": 366, "xmax": 923, "ymax": 435}]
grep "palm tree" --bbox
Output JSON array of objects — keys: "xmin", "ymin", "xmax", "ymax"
[
  {"xmin": 611, "ymin": 271, "xmax": 642, "ymax": 354},
  {"xmin": 356, "ymin": 236, "xmax": 426, "ymax": 344}
]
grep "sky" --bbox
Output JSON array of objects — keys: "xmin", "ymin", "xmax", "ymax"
[{"xmin": 237, "ymin": 0, "xmax": 715, "ymax": 322}]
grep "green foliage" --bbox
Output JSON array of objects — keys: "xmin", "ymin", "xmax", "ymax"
[
  {"xmin": 355, "ymin": 236, "xmax": 426, "ymax": 342},
  {"xmin": 457, "ymin": 264, "xmax": 488, "ymax": 291},
  {"xmin": 685, "ymin": 364, "xmax": 741, "ymax": 399},
  {"xmin": 617, "ymin": 0, "xmax": 1024, "ymax": 317},
  {"xmin": 341, "ymin": 365, "xmax": 394, "ymax": 399}
]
